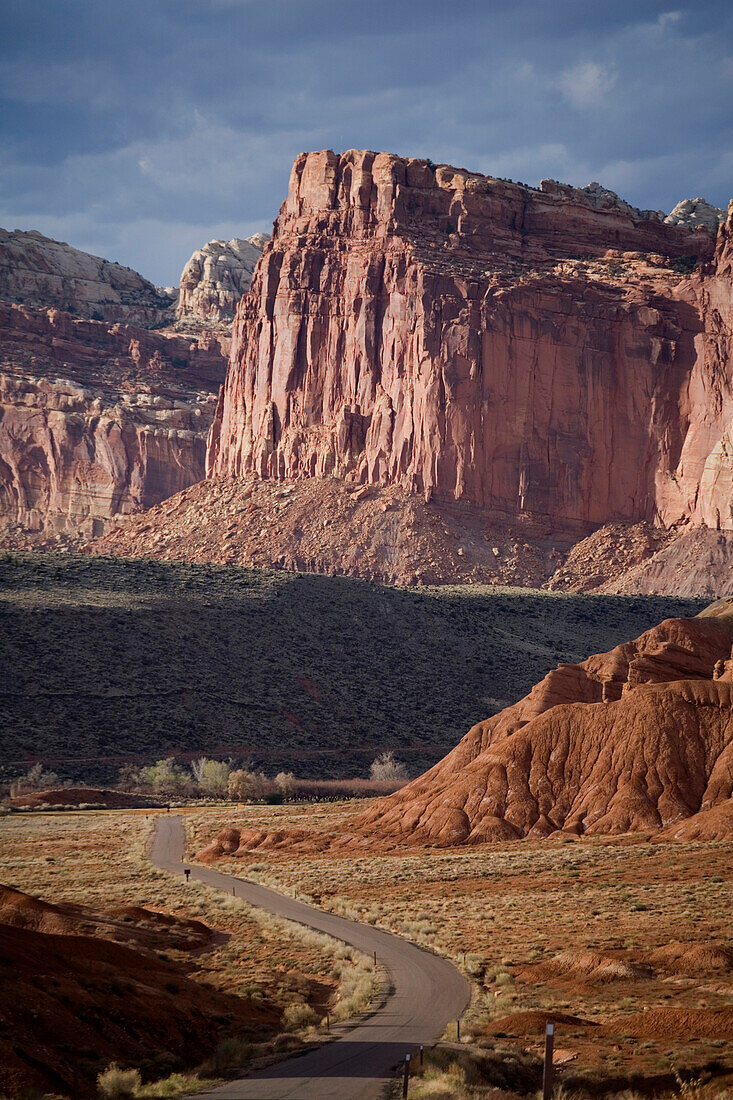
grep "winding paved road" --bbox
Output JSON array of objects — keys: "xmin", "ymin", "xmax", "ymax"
[{"xmin": 151, "ymin": 816, "xmax": 470, "ymax": 1099}]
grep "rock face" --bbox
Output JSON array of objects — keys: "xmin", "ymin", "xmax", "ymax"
[
  {"xmin": 176, "ymin": 234, "xmax": 268, "ymax": 325},
  {"xmin": 354, "ymin": 603, "xmax": 733, "ymax": 845},
  {"xmin": 665, "ymin": 198, "xmax": 727, "ymax": 234},
  {"xmin": 0, "ymin": 303, "xmax": 226, "ymax": 541},
  {"xmin": 208, "ymin": 150, "xmax": 729, "ymax": 545},
  {"xmin": 0, "ymin": 227, "xmax": 174, "ymax": 325}
]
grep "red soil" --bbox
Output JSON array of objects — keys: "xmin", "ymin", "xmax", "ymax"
[
  {"xmin": 0, "ymin": 887, "xmax": 278, "ymax": 1098},
  {"xmin": 0, "ymin": 884, "xmax": 216, "ymax": 952},
  {"xmin": 7, "ymin": 787, "xmax": 155, "ymax": 809},
  {"xmin": 201, "ymin": 606, "xmax": 733, "ymax": 856}
]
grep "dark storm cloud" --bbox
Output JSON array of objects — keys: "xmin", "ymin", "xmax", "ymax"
[{"xmin": 1, "ymin": 0, "xmax": 731, "ymax": 284}]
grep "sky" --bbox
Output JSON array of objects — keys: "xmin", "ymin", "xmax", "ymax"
[{"xmin": 1, "ymin": 0, "xmax": 731, "ymax": 286}]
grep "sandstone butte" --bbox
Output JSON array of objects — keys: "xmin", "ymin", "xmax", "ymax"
[
  {"xmin": 208, "ymin": 150, "xmax": 729, "ymax": 526},
  {"xmin": 200, "ymin": 600, "xmax": 733, "ymax": 857},
  {"xmin": 95, "ymin": 149, "xmax": 733, "ymax": 594},
  {"xmin": 0, "ymin": 301, "xmax": 227, "ymax": 543}
]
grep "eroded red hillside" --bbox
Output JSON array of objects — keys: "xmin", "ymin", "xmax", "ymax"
[
  {"xmin": 201, "ymin": 602, "xmax": 733, "ymax": 854},
  {"xmin": 0, "ymin": 885, "xmax": 277, "ymax": 1098}
]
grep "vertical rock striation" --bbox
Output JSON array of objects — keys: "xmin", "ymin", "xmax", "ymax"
[{"xmin": 208, "ymin": 150, "xmax": 730, "ymax": 542}]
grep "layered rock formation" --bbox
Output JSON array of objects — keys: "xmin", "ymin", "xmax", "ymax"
[
  {"xmin": 0, "ymin": 227, "xmax": 174, "ymax": 325},
  {"xmin": 204, "ymin": 602, "xmax": 733, "ymax": 854},
  {"xmin": 0, "ymin": 302, "xmax": 226, "ymax": 542},
  {"xmin": 208, "ymin": 151, "xmax": 723, "ymax": 537},
  {"xmin": 85, "ymin": 151, "xmax": 733, "ymax": 594},
  {"xmin": 176, "ymin": 234, "xmax": 268, "ymax": 325},
  {"xmin": 356, "ymin": 602, "xmax": 733, "ymax": 844}
]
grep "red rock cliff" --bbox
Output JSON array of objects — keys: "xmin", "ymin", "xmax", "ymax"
[
  {"xmin": 0, "ymin": 303, "xmax": 226, "ymax": 541},
  {"xmin": 208, "ymin": 150, "xmax": 730, "ymax": 537}
]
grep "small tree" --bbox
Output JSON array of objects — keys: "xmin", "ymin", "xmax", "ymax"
[
  {"xmin": 197, "ymin": 759, "xmax": 231, "ymax": 797},
  {"xmin": 227, "ymin": 768, "xmax": 269, "ymax": 801},
  {"xmin": 117, "ymin": 763, "xmax": 141, "ymax": 791},
  {"xmin": 9, "ymin": 763, "xmax": 60, "ymax": 798},
  {"xmin": 369, "ymin": 752, "xmax": 408, "ymax": 782},
  {"xmin": 138, "ymin": 757, "xmax": 191, "ymax": 795},
  {"xmin": 191, "ymin": 757, "xmax": 208, "ymax": 785},
  {"xmin": 274, "ymin": 771, "xmax": 297, "ymax": 798}
]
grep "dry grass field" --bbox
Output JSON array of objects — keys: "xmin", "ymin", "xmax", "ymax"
[
  {"xmin": 186, "ymin": 802, "xmax": 733, "ymax": 1098},
  {"xmin": 0, "ymin": 807, "xmax": 377, "ymax": 1095},
  {"xmin": 2, "ymin": 802, "xmax": 732, "ymax": 1098}
]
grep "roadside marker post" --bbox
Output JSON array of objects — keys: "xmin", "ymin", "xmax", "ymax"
[
  {"xmin": 402, "ymin": 1053, "xmax": 411, "ymax": 1098},
  {"xmin": 542, "ymin": 1021, "xmax": 555, "ymax": 1100},
  {"xmin": 456, "ymin": 1018, "xmax": 460, "ymax": 1041},
  {"xmin": 419, "ymin": 1044, "xmax": 424, "ymax": 1067},
  {"xmin": 373, "ymin": 950, "xmax": 377, "ymax": 965}
]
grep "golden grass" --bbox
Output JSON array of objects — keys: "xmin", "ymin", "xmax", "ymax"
[
  {"xmin": 0, "ymin": 808, "xmax": 374, "ymax": 1022},
  {"xmin": 184, "ymin": 802, "xmax": 733, "ymax": 1088}
]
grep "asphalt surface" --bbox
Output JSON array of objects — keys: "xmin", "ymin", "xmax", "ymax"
[{"xmin": 151, "ymin": 815, "xmax": 470, "ymax": 1099}]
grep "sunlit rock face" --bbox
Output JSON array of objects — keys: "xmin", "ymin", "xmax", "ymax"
[
  {"xmin": 209, "ymin": 150, "xmax": 730, "ymax": 542},
  {"xmin": 0, "ymin": 228, "xmax": 175, "ymax": 326},
  {"xmin": 176, "ymin": 235, "xmax": 269, "ymax": 325},
  {"xmin": 0, "ymin": 302, "xmax": 226, "ymax": 541}
]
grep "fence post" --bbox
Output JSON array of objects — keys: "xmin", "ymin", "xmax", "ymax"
[
  {"xmin": 402, "ymin": 1053, "xmax": 411, "ymax": 1098},
  {"xmin": 542, "ymin": 1021, "xmax": 555, "ymax": 1100}
]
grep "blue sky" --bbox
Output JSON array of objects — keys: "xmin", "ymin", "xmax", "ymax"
[{"xmin": 1, "ymin": 0, "xmax": 731, "ymax": 285}]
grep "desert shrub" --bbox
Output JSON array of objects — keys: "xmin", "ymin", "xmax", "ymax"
[
  {"xmin": 97, "ymin": 1063, "xmax": 141, "ymax": 1099},
  {"xmin": 283, "ymin": 1002, "xmax": 318, "ymax": 1030},
  {"xmin": 227, "ymin": 768, "xmax": 270, "ymax": 801},
  {"xmin": 136, "ymin": 1072, "xmax": 202, "ymax": 1098},
  {"xmin": 199, "ymin": 1035, "xmax": 252, "ymax": 1073},
  {"xmin": 369, "ymin": 751, "xmax": 408, "ymax": 782},
  {"xmin": 671, "ymin": 255, "xmax": 698, "ymax": 275}
]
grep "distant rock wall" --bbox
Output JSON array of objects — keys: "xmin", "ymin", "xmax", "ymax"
[
  {"xmin": 0, "ymin": 228, "xmax": 174, "ymax": 326},
  {"xmin": 0, "ymin": 303, "xmax": 225, "ymax": 540},
  {"xmin": 665, "ymin": 198, "xmax": 726, "ymax": 234},
  {"xmin": 176, "ymin": 234, "xmax": 268, "ymax": 325},
  {"xmin": 209, "ymin": 149, "xmax": 729, "ymax": 539}
]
